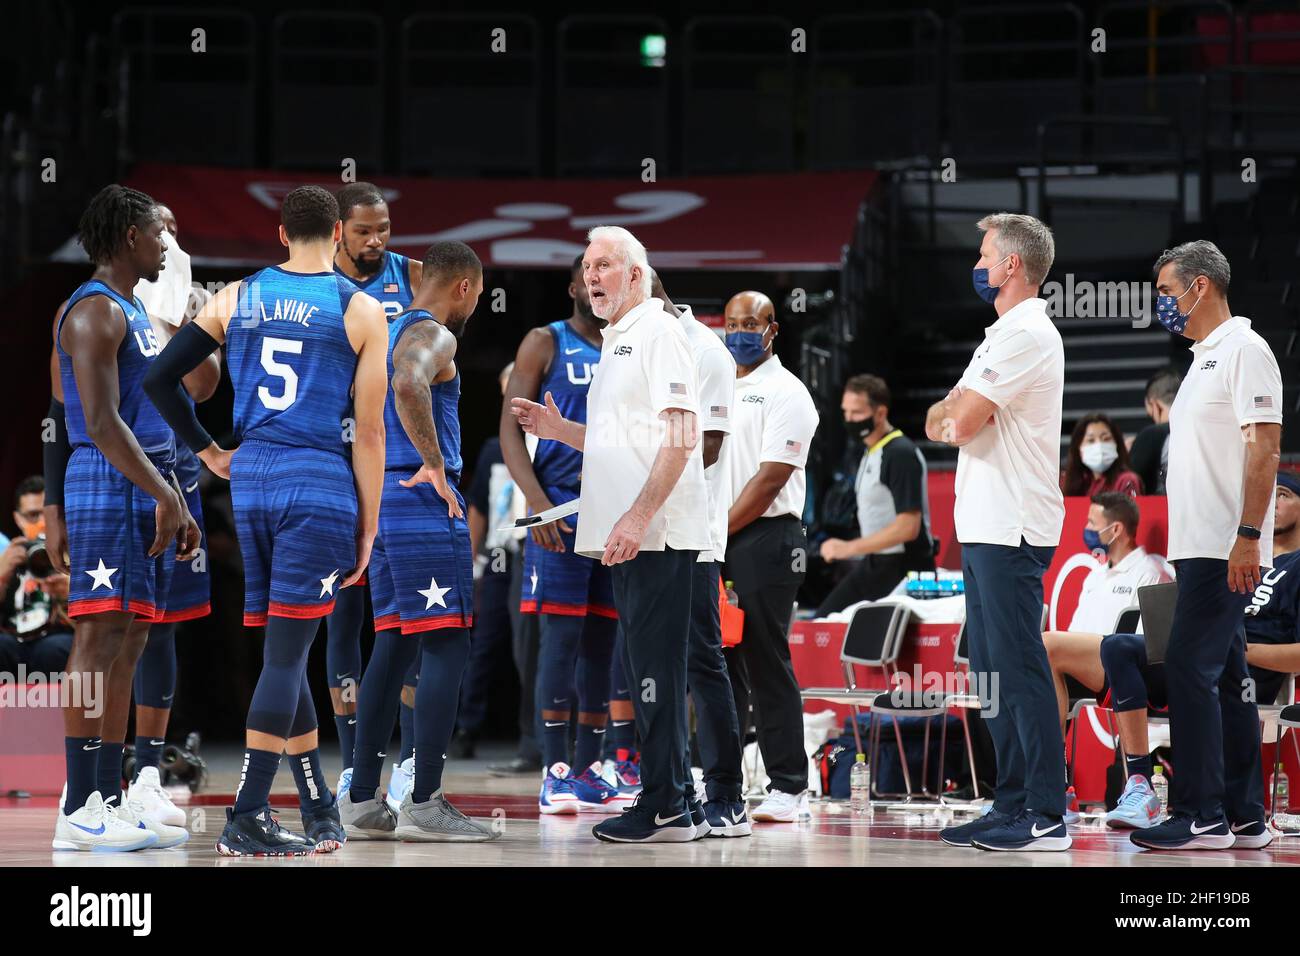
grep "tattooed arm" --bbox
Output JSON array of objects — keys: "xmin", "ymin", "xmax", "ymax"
[{"xmin": 391, "ymin": 316, "xmax": 463, "ymax": 518}]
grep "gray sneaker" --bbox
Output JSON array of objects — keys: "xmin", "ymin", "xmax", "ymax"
[
  {"xmin": 337, "ymin": 788, "xmax": 398, "ymax": 840},
  {"xmin": 395, "ymin": 789, "xmax": 498, "ymax": 842}
]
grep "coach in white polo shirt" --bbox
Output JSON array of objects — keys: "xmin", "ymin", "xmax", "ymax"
[
  {"xmin": 718, "ymin": 290, "xmax": 820, "ymax": 824},
  {"xmin": 1128, "ymin": 240, "xmax": 1284, "ymax": 852},
  {"xmin": 925, "ymin": 212, "xmax": 1069, "ymax": 852},
  {"xmin": 649, "ymin": 272, "xmax": 747, "ymax": 835},
  {"xmin": 511, "ymin": 226, "xmax": 710, "ymax": 844}
]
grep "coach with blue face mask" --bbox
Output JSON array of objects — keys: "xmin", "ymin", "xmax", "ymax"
[
  {"xmin": 1129, "ymin": 241, "xmax": 1284, "ymax": 851},
  {"xmin": 926, "ymin": 213, "xmax": 1069, "ymax": 852}
]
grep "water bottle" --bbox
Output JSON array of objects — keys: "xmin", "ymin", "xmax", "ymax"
[
  {"xmin": 724, "ymin": 580, "xmax": 739, "ymax": 607},
  {"xmin": 1271, "ymin": 763, "xmax": 1290, "ymax": 821},
  {"xmin": 850, "ymin": 754, "xmax": 871, "ymax": 815},
  {"xmin": 1151, "ymin": 766, "xmax": 1168, "ymax": 814}
]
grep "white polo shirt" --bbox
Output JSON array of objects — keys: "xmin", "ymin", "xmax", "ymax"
[
  {"xmin": 1067, "ymin": 546, "xmax": 1173, "ymax": 634},
  {"xmin": 1166, "ymin": 316, "xmax": 1284, "ymax": 564},
  {"xmin": 575, "ymin": 297, "xmax": 712, "ymax": 559},
  {"xmin": 677, "ymin": 305, "xmax": 736, "ymax": 562},
  {"xmin": 720, "ymin": 353, "xmax": 820, "ymax": 520},
  {"xmin": 955, "ymin": 297, "xmax": 1065, "ymax": 548}
]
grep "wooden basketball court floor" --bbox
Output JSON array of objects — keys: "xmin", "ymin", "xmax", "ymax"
[{"xmin": 4, "ymin": 745, "xmax": 1299, "ymax": 867}]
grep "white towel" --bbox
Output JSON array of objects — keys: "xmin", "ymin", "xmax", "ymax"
[{"xmin": 134, "ymin": 232, "xmax": 194, "ymax": 327}]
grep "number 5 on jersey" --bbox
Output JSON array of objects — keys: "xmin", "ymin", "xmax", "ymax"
[{"xmin": 258, "ymin": 337, "xmax": 302, "ymax": 410}]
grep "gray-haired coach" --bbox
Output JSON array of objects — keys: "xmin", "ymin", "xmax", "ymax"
[{"xmin": 1129, "ymin": 240, "xmax": 1282, "ymax": 852}]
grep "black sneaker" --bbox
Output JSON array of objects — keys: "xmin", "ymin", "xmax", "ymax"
[
  {"xmin": 1229, "ymin": 818, "xmax": 1273, "ymax": 850},
  {"xmin": 939, "ymin": 808, "xmax": 1016, "ymax": 847},
  {"xmin": 487, "ymin": 756, "xmax": 538, "ymax": 776},
  {"xmin": 592, "ymin": 802, "xmax": 696, "ymax": 843},
  {"xmin": 450, "ymin": 729, "xmax": 476, "ymax": 760},
  {"xmin": 301, "ymin": 799, "xmax": 347, "ymax": 852},
  {"xmin": 688, "ymin": 798, "xmax": 710, "ymax": 840},
  {"xmin": 703, "ymin": 798, "xmax": 752, "ymax": 838},
  {"xmin": 216, "ymin": 807, "xmax": 316, "ymax": 857},
  {"xmin": 1130, "ymin": 812, "xmax": 1235, "ymax": 850}
]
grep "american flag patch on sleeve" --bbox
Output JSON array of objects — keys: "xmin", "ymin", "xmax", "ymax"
[
  {"xmin": 980, "ymin": 368, "xmax": 1000, "ymax": 384},
  {"xmin": 785, "ymin": 439, "xmax": 802, "ymax": 453},
  {"xmin": 669, "ymin": 382, "xmax": 687, "ymax": 395},
  {"xmin": 1255, "ymin": 395, "xmax": 1274, "ymax": 409},
  {"xmin": 384, "ymin": 283, "xmax": 399, "ymax": 293},
  {"xmin": 710, "ymin": 405, "xmax": 728, "ymax": 417}
]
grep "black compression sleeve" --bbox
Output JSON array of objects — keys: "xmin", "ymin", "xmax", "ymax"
[
  {"xmin": 143, "ymin": 322, "xmax": 219, "ymax": 454},
  {"xmin": 42, "ymin": 397, "xmax": 72, "ymax": 507}
]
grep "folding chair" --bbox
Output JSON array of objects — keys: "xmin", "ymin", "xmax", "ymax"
[
  {"xmin": 1261, "ymin": 677, "xmax": 1300, "ymax": 831},
  {"xmin": 937, "ymin": 619, "xmax": 985, "ymax": 804},
  {"xmin": 799, "ymin": 601, "xmax": 910, "ymax": 794}
]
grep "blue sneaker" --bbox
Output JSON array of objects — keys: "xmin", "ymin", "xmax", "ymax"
[
  {"xmin": 703, "ymin": 798, "xmax": 752, "ymax": 838},
  {"xmin": 1105, "ymin": 775, "xmax": 1162, "ymax": 830},
  {"xmin": 592, "ymin": 800, "xmax": 696, "ymax": 843},
  {"xmin": 971, "ymin": 810, "xmax": 1071, "ymax": 851},
  {"xmin": 1129, "ymin": 812, "xmax": 1234, "ymax": 850},
  {"xmin": 601, "ymin": 748, "xmax": 642, "ymax": 799},
  {"xmin": 569, "ymin": 762, "xmax": 625, "ymax": 814},
  {"xmin": 939, "ymin": 807, "xmax": 1015, "ymax": 847},
  {"xmin": 1229, "ymin": 818, "xmax": 1273, "ymax": 849},
  {"xmin": 216, "ymin": 807, "xmax": 316, "ymax": 857},
  {"xmin": 301, "ymin": 799, "xmax": 347, "ymax": 852},
  {"xmin": 539, "ymin": 762, "xmax": 579, "ymax": 815},
  {"xmin": 688, "ymin": 798, "xmax": 710, "ymax": 839}
]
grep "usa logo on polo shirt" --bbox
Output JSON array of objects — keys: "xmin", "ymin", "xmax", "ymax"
[
  {"xmin": 710, "ymin": 405, "xmax": 728, "ymax": 417},
  {"xmin": 1255, "ymin": 395, "xmax": 1274, "ymax": 409},
  {"xmin": 785, "ymin": 439, "xmax": 802, "ymax": 453},
  {"xmin": 669, "ymin": 382, "xmax": 687, "ymax": 395},
  {"xmin": 980, "ymin": 368, "xmax": 1000, "ymax": 383}
]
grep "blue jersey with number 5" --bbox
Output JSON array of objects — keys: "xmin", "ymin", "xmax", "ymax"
[
  {"xmin": 335, "ymin": 251, "xmax": 414, "ymax": 322},
  {"xmin": 226, "ymin": 266, "xmax": 359, "ymax": 457}
]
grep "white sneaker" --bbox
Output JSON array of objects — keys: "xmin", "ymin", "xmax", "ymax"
[
  {"xmin": 336, "ymin": 766, "xmax": 353, "ymax": 797},
  {"xmin": 127, "ymin": 766, "xmax": 186, "ymax": 827},
  {"xmin": 386, "ymin": 757, "xmax": 415, "ymax": 814},
  {"xmin": 53, "ymin": 791, "xmax": 158, "ymax": 852},
  {"xmin": 751, "ymin": 789, "xmax": 812, "ymax": 823},
  {"xmin": 116, "ymin": 795, "xmax": 189, "ymax": 849}
]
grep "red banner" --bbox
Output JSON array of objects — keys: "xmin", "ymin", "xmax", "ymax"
[{"xmin": 60, "ymin": 163, "xmax": 876, "ymax": 271}]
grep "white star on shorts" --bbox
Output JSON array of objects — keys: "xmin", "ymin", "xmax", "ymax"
[
  {"xmin": 417, "ymin": 577, "xmax": 451, "ymax": 610},
  {"xmin": 530, "ymin": 566, "xmax": 539, "ymax": 594},
  {"xmin": 86, "ymin": 558, "xmax": 118, "ymax": 591},
  {"xmin": 320, "ymin": 569, "xmax": 340, "ymax": 598}
]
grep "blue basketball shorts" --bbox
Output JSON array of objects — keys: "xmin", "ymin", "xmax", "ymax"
[{"xmin": 518, "ymin": 485, "xmax": 616, "ymax": 620}]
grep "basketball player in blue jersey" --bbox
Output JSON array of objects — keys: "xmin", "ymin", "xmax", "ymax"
[
  {"xmin": 44, "ymin": 185, "xmax": 200, "ymax": 852},
  {"xmin": 326, "ymin": 182, "xmax": 424, "ymax": 799},
  {"xmin": 146, "ymin": 185, "xmax": 389, "ymax": 856},
  {"xmin": 501, "ymin": 256, "xmax": 627, "ymax": 814},
  {"xmin": 338, "ymin": 240, "xmax": 496, "ymax": 842}
]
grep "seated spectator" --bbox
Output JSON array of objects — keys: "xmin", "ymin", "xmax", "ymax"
[
  {"xmin": 0, "ymin": 476, "xmax": 74, "ymax": 677},
  {"xmin": 1042, "ymin": 492, "xmax": 1172, "ymax": 738},
  {"xmin": 1062, "ymin": 412, "xmax": 1143, "ymax": 497},
  {"xmin": 1127, "ymin": 367, "xmax": 1181, "ymax": 495},
  {"xmin": 1053, "ymin": 475, "xmax": 1300, "ymax": 830},
  {"xmin": 817, "ymin": 374, "xmax": 934, "ymax": 615}
]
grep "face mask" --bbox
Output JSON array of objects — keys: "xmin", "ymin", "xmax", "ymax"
[
  {"xmin": 726, "ymin": 328, "xmax": 769, "ymax": 365},
  {"xmin": 851, "ymin": 418, "xmax": 874, "ymax": 443},
  {"xmin": 1083, "ymin": 523, "xmax": 1119, "ymax": 557},
  {"xmin": 1080, "ymin": 441, "xmax": 1119, "ymax": 475},
  {"xmin": 972, "ymin": 255, "xmax": 1011, "ymax": 305},
  {"xmin": 1154, "ymin": 281, "xmax": 1202, "ymax": 335}
]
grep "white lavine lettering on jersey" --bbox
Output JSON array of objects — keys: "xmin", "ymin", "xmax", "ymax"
[
  {"xmin": 566, "ymin": 361, "xmax": 595, "ymax": 385},
  {"xmin": 1245, "ymin": 567, "xmax": 1288, "ymax": 616},
  {"xmin": 133, "ymin": 327, "xmax": 161, "ymax": 357},
  {"xmin": 259, "ymin": 299, "xmax": 319, "ymax": 328}
]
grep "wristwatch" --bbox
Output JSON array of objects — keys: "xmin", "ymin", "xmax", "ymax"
[{"xmin": 1237, "ymin": 524, "xmax": 1262, "ymax": 540}]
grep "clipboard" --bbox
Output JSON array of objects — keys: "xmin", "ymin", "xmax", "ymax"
[{"xmin": 499, "ymin": 497, "xmax": 579, "ymax": 532}]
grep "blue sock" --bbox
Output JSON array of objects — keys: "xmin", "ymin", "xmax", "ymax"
[
  {"xmin": 97, "ymin": 741, "xmax": 124, "ymax": 806},
  {"xmin": 573, "ymin": 615, "xmax": 614, "ymax": 770},
  {"xmin": 133, "ymin": 735, "xmax": 165, "ymax": 777},
  {"xmin": 334, "ymin": 714, "xmax": 357, "ymax": 769},
  {"xmin": 399, "ymin": 699, "xmax": 415, "ymax": 763},
  {"xmin": 412, "ymin": 629, "xmax": 471, "ymax": 803},
  {"xmin": 233, "ymin": 747, "xmax": 281, "ymax": 816},
  {"xmin": 64, "ymin": 736, "xmax": 101, "ymax": 815},
  {"xmin": 350, "ymin": 629, "xmax": 416, "ymax": 804},
  {"xmin": 289, "ymin": 748, "xmax": 333, "ymax": 811},
  {"xmin": 1125, "ymin": 752, "xmax": 1153, "ymax": 781},
  {"xmin": 606, "ymin": 719, "xmax": 635, "ymax": 756}
]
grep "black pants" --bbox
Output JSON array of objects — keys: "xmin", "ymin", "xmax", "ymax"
[
  {"xmin": 816, "ymin": 551, "xmax": 931, "ymax": 616},
  {"xmin": 722, "ymin": 516, "xmax": 808, "ymax": 796},
  {"xmin": 688, "ymin": 560, "xmax": 743, "ymax": 802},
  {"xmin": 509, "ymin": 553, "xmax": 541, "ymax": 761},
  {"xmin": 611, "ymin": 546, "xmax": 697, "ymax": 815},
  {"xmin": 457, "ymin": 551, "xmax": 516, "ymax": 735},
  {"xmin": 1166, "ymin": 558, "xmax": 1261, "ymax": 822}
]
